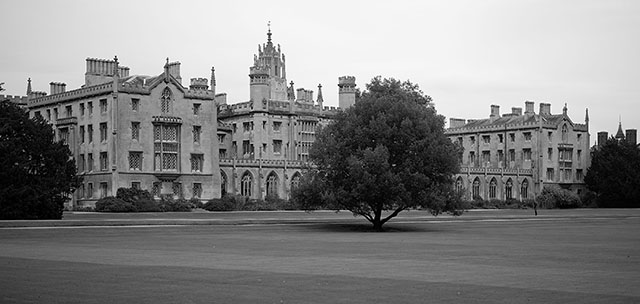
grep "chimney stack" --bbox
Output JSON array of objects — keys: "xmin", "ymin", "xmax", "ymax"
[
  {"xmin": 449, "ymin": 118, "xmax": 467, "ymax": 129},
  {"xmin": 626, "ymin": 129, "xmax": 637, "ymax": 145},
  {"xmin": 597, "ymin": 131, "xmax": 609, "ymax": 147},
  {"xmin": 525, "ymin": 101, "xmax": 535, "ymax": 115},
  {"xmin": 490, "ymin": 105, "xmax": 500, "ymax": 118},
  {"xmin": 512, "ymin": 107, "xmax": 522, "ymax": 116},
  {"xmin": 167, "ymin": 61, "xmax": 182, "ymax": 85},
  {"xmin": 539, "ymin": 103, "xmax": 551, "ymax": 116},
  {"xmin": 49, "ymin": 82, "xmax": 66, "ymax": 95}
]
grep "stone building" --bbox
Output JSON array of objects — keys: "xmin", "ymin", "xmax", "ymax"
[
  {"xmin": 596, "ymin": 121, "xmax": 637, "ymax": 147},
  {"xmin": 216, "ymin": 28, "xmax": 357, "ymax": 200},
  {"xmin": 26, "ymin": 57, "xmax": 221, "ymax": 207},
  {"xmin": 446, "ymin": 101, "xmax": 590, "ymax": 201}
]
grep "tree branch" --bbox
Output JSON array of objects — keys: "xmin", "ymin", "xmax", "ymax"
[{"xmin": 381, "ymin": 206, "xmax": 406, "ymax": 225}]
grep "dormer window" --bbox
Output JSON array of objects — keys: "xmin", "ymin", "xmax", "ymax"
[{"xmin": 161, "ymin": 87, "xmax": 173, "ymax": 114}]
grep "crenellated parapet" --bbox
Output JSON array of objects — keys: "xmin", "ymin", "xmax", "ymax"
[
  {"xmin": 0, "ymin": 94, "xmax": 29, "ymax": 105},
  {"xmin": 28, "ymin": 82, "xmax": 113, "ymax": 108},
  {"xmin": 219, "ymin": 158, "xmax": 307, "ymax": 169}
]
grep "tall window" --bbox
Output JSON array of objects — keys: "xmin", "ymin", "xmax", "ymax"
[
  {"xmin": 100, "ymin": 152, "xmax": 108, "ymax": 171},
  {"xmin": 548, "ymin": 148, "xmax": 553, "ymax": 161},
  {"xmin": 80, "ymin": 126, "xmax": 85, "ymax": 144},
  {"xmin": 266, "ymin": 172, "xmax": 278, "ymax": 198},
  {"xmin": 78, "ymin": 184, "xmax": 85, "ymax": 199},
  {"xmin": 99, "ymin": 99, "xmax": 108, "ymax": 114},
  {"xmin": 59, "ymin": 128, "xmax": 69, "ymax": 144},
  {"xmin": 217, "ymin": 134, "xmax": 225, "ymax": 144},
  {"xmin": 193, "ymin": 183, "xmax": 202, "ymax": 198},
  {"xmin": 88, "ymin": 125, "xmax": 93, "ymax": 143},
  {"xmin": 489, "ymin": 178, "xmax": 497, "ymax": 199},
  {"xmin": 172, "ymin": 182, "xmax": 182, "ymax": 198},
  {"xmin": 154, "ymin": 125, "xmax": 180, "ymax": 171},
  {"xmin": 505, "ymin": 179, "xmax": 513, "ymax": 200},
  {"xmin": 562, "ymin": 124, "xmax": 568, "ymax": 142},
  {"xmin": 193, "ymin": 103, "xmax": 201, "ymax": 115},
  {"xmin": 273, "ymin": 140, "xmax": 282, "ymax": 155},
  {"xmin": 455, "ymin": 177, "xmax": 464, "ymax": 194},
  {"xmin": 523, "ymin": 148, "xmax": 532, "ymax": 161},
  {"xmin": 80, "ymin": 103, "xmax": 85, "ymax": 116},
  {"xmin": 161, "ymin": 87, "xmax": 172, "ymax": 114},
  {"xmin": 132, "ymin": 98, "xmax": 139, "ymax": 111},
  {"xmin": 152, "ymin": 182, "xmax": 161, "ymax": 197},
  {"xmin": 100, "ymin": 122, "xmax": 107, "ymax": 142},
  {"xmin": 482, "ymin": 135, "xmax": 490, "ymax": 144},
  {"xmin": 547, "ymin": 168, "xmax": 554, "ymax": 181},
  {"xmin": 291, "ymin": 173, "xmax": 301, "ymax": 190},
  {"xmin": 193, "ymin": 126, "xmax": 201, "ymax": 144},
  {"xmin": 241, "ymin": 172, "xmax": 252, "ymax": 197},
  {"xmin": 88, "ymin": 183, "xmax": 93, "ymax": 198},
  {"xmin": 191, "ymin": 154, "xmax": 204, "ymax": 172},
  {"xmin": 273, "ymin": 121, "xmax": 282, "ymax": 132},
  {"xmin": 78, "ymin": 155, "xmax": 85, "ymax": 173},
  {"xmin": 88, "ymin": 101, "xmax": 93, "ymax": 115},
  {"xmin": 469, "ymin": 151, "xmax": 476, "ymax": 166},
  {"xmin": 242, "ymin": 140, "xmax": 251, "ymax": 156},
  {"xmin": 509, "ymin": 149, "xmax": 516, "ymax": 162},
  {"xmin": 88, "ymin": 153, "xmax": 93, "ymax": 172},
  {"xmin": 131, "ymin": 122, "xmax": 140, "ymax": 140},
  {"xmin": 523, "ymin": 132, "xmax": 532, "ymax": 141},
  {"xmin": 472, "ymin": 178, "xmax": 480, "ymax": 199},
  {"xmin": 99, "ymin": 182, "xmax": 108, "ymax": 198},
  {"xmin": 129, "ymin": 152, "xmax": 142, "ymax": 171},
  {"xmin": 65, "ymin": 105, "xmax": 72, "ymax": 117},
  {"xmin": 220, "ymin": 171, "xmax": 227, "ymax": 196},
  {"xmin": 521, "ymin": 180, "xmax": 529, "ymax": 199},
  {"xmin": 482, "ymin": 151, "xmax": 490, "ymax": 165}
]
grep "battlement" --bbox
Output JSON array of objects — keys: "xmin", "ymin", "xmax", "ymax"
[
  {"xmin": 338, "ymin": 76, "xmax": 356, "ymax": 86},
  {"xmin": 249, "ymin": 66, "xmax": 270, "ymax": 76},
  {"xmin": 0, "ymin": 94, "xmax": 29, "ymax": 105},
  {"xmin": 28, "ymin": 83, "xmax": 113, "ymax": 108},
  {"xmin": 189, "ymin": 78, "xmax": 209, "ymax": 90}
]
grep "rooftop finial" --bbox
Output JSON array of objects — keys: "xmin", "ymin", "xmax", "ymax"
[
  {"xmin": 26, "ymin": 78, "xmax": 32, "ymax": 94},
  {"xmin": 267, "ymin": 21, "xmax": 272, "ymax": 43}
]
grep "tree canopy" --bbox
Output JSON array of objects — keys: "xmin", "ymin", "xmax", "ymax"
[
  {"xmin": 293, "ymin": 77, "xmax": 463, "ymax": 231},
  {"xmin": 585, "ymin": 138, "xmax": 640, "ymax": 207},
  {"xmin": 0, "ymin": 99, "xmax": 80, "ymax": 219}
]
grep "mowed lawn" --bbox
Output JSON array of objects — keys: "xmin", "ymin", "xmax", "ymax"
[{"xmin": 1, "ymin": 210, "xmax": 639, "ymax": 303}]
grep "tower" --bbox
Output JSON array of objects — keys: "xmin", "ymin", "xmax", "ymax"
[
  {"xmin": 338, "ymin": 76, "xmax": 356, "ymax": 109},
  {"xmin": 249, "ymin": 23, "xmax": 288, "ymax": 104}
]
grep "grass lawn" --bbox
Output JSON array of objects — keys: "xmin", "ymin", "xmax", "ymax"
[{"xmin": 1, "ymin": 210, "xmax": 639, "ymax": 303}]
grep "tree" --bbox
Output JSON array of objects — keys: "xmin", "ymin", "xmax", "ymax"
[
  {"xmin": 0, "ymin": 99, "xmax": 80, "ymax": 219},
  {"xmin": 294, "ymin": 77, "xmax": 464, "ymax": 231},
  {"xmin": 585, "ymin": 138, "xmax": 640, "ymax": 207}
]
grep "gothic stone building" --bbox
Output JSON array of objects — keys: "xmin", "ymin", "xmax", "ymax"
[
  {"xmin": 216, "ymin": 28, "xmax": 356, "ymax": 200},
  {"xmin": 27, "ymin": 57, "xmax": 221, "ymax": 207},
  {"xmin": 446, "ymin": 101, "xmax": 590, "ymax": 201}
]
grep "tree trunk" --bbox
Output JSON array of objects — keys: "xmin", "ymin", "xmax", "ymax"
[{"xmin": 372, "ymin": 219, "xmax": 385, "ymax": 232}]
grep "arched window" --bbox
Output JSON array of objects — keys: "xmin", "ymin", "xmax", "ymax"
[
  {"xmin": 220, "ymin": 170, "xmax": 227, "ymax": 196},
  {"xmin": 489, "ymin": 178, "xmax": 497, "ymax": 199},
  {"xmin": 562, "ymin": 124, "xmax": 568, "ymax": 142},
  {"xmin": 291, "ymin": 172, "xmax": 301, "ymax": 190},
  {"xmin": 266, "ymin": 172, "xmax": 278, "ymax": 198},
  {"xmin": 455, "ymin": 177, "xmax": 464, "ymax": 194},
  {"xmin": 161, "ymin": 87, "xmax": 172, "ymax": 114},
  {"xmin": 241, "ymin": 171, "xmax": 252, "ymax": 197},
  {"xmin": 521, "ymin": 179, "xmax": 529, "ymax": 199},
  {"xmin": 505, "ymin": 179, "xmax": 513, "ymax": 200},
  {"xmin": 472, "ymin": 177, "xmax": 480, "ymax": 199}
]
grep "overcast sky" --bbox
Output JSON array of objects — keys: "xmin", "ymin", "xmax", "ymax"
[{"xmin": 1, "ymin": 0, "xmax": 638, "ymax": 144}]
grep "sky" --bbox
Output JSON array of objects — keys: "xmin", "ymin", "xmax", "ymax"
[{"xmin": 1, "ymin": 0, "xmax": 639, "ymax": 145}]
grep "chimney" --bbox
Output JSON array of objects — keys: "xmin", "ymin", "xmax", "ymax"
[
  {"xmin": 449, "ymin": 118, "xmax": 467, "ymax": 129},
  {"xmin": 296, "ymin": 88, "xmax": 306, "ymax": 101},
  {"xmin": 189, "ymin": 78, "xmax": 209, "ymax": 90},
  {"xmin": 490, "ymin": 105, "xmax": 500, "ymax": 118},
  {"xmin": 524, "ymin": 101, "xmax": 535, "ymax": 115},
  {"xmin": 49, "ymin": 82, "xmax": 66, "ymax": 95},
  {"xmin": 167, "ymin": 61, "xmax": 182, "ymax": 85},
  {"xmin": 539, "ymin": 103, "xmax": 551, "ymax": 116},
  {"xmin": 512, "ymin": 107, "xmax": 522, "ymax": 116},
  {"xmin": 597, "ymin": 131, "xmax": 608, "ymax": 147},
  {"xmin": 626, "ymin": 129, "xmax": 637, "ymax": 145}
]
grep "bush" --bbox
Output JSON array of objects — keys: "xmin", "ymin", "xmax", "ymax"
[
  {"xmin": 203, "ymin": 195, "xmax": 244, "ymax": 211},
  {"xmin": 190, "ymin": 197, "xmax": 204, "ymax": 209},
  {"xmin": 203, "ymin": 195, "xmax": 299, "ymax": 212},
  {"xmin": 158, "ymin": 196, "xmax": 193, "ymax": 212},
  {"xmin": 95, "ymin": 197, "xmax": 135, "ymax": 212},
  {"xmin": 536, "ymin": 185, "xmax": 582, "ymax": 209}
]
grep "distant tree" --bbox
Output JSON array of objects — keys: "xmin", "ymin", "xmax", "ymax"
[
  {"xmin": 294, "ymin": 77, "xmax": 464, "ymax": 231},
  {"xmin": 585, "ymin": 138, "xmax": 640, "ymax": 207},
  {"xmin": 0, "ymin": 99, "xmax": 80, "ymax": 219}
]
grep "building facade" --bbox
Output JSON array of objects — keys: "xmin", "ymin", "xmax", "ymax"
[
  {"xmin": 216, "ymin": 28, "xmax": 356, "ymax": 200},
  {"xmin": 26, "ymin": 57, "xmax": 221, "ymax": 207},
  {"xmin": 446, "ymin": 101, "xmax": 591, "ymax": 201}
]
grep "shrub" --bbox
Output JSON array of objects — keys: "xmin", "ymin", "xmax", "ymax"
[
  {"xmin": 190, "ymin": 197, "xmax": 204, "ymax": 209},
  {"xmin": 158, "ymin": 196, "xmax": 193, "ymax": 212},
  {"xmin": 536, "ymin": 185, "xmax": 582, "ymax": 209},
  {"xmin": 95, "ymin": 197, "xmax": 135, "ymax": 212},
  {"xmin": 203, "ymin": 195, "xmax": 244, "ymax": 211}
]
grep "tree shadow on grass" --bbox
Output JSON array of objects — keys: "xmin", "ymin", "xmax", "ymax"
[{"xmin": 306, "ymin": 222, "xmax": 447, "ymax": 233}]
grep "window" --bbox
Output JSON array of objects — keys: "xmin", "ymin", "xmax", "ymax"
[
  {"xmin": 132, "ymin": 98, "xmax": 139, "ymax": 111},
  {"xmin": 87, "ymin": 153, "xmax": 93, "ymax": 172},
  {"xmin": 232, "ymin": 141, "xmax": 237, "ymax": 157},
  {"xmin": 577, "ymin": 133, "xmax": 582, "ymax": 144},
  {"xmin": 100, "ymin": 99, "xmax": 108, "ymax": 114},
  {"xmin": 88, "ymin": 125, "xmax": 93, "ymax": 143},
  {"xmin": 547, "ymin": 168, "xmax": 554, "ymax": 181},
  {"xmin": 489, "ymin": 178, "xmax": 497, "ymax": 199},
  {"xmin": 59, "ymin": 128, "xmax": 69, "ymax": 144},
  {"xmin": 498, "ymin": 150, "xmax": 504, "ymax": 164},
  {"xmin": 548, "ymin": 131, "xmax": 553, "ymax": 142},
  {"xmin": 172, "ymin": 182, "xmax": 182, "ymax": 198},
  {"xmin": 241, "ymin": 172, "xmax": 252, "ymax": 197},
  {"xmin": 291, "ymin": 173, "xmax": 301, "ymax": 190},
  {"xmin": 88, "ymin": 183, "xmax": 93, "ymax": 198},
  {"xmin": 53, "ymin": 108, "xmax": 58, "ymax": 120},
  {"xmin": 266, "ymin": 172, "xmax": 278, "ymax": 198},
  {"xmin": 455, "ymin": 177, "xmax": 464, "ymax": 194},
  {"xmin": 262, "ymin": 143, "xmax": 267, "ymax": 154},
  {"xmin": 232, "ymin": 123, "xmax": 237, "ymax": 134},
  {"xmin": 65, "ymin": 105, "xmax": 72, "ymax": 117},
  {"xmin": 548, "ymin": 148, "xmax": 553, "ymax": 161},
  {"xmin": 509, "ymin": 133, "xmax": 515, "ymax": 142},
  {"xmin": 243, "ymin": 122, "xmax": 251, "ymax": 133},
  {"xmin": 273, "ymin": 140, "xmax": 282, "ymax": 155},
  {"xmin": 80, "ymin": 103, "xmax": 85, "ymax": 116},
  {"xmin": 193, "ymin": 103, "xmax": 201, "ymax": 115},
  {"xmin": 509, "ymin": 149, "xmax": 516, "ymax": 162},
  {"xmin": 482, "ymin": 135, "xmax": 490, "ymax": 144},
  {"xmin": 505, "ymin": 179, "xmax": 513, "ymax": 200},
  {"xmin": 161, "ymin": 88, "xmax": 172, "ymax": 114},
  {"xmin": 100, "ymin": 152, "xmax": 108, "ymax": 171},
  {"xmin": 524, "ymin": 132, "xmax": 532, "ymax": 141},
  {"xmin": 472, "ymin": 178, "xmax": 480, "ymax": 199},
  {"xmin": 88, "ymin": 101, "xmax": 93, "ymax": 115},
  {"xmin": 577, "ymin": 150, "xmax": 582, "ymax": 162},
  {"xmin": 99, "ymin": 182, "xmax": 108, "ymax": 198},
  {"xmin": 217, "ymin": 134, "xmax": 225, "ymax": 144},
  {"xmin": 262, "ymin": 121, "xmax": 266, "ymax": 130},
  {"xmin": 220, "ymin": 171, "xmax": 228, "ymax": 196},
  {"xmin": 469, "ymin": 136, "xmax": 475, "ymax": 145},
  {"xmin": 273, "ymin": 121, "xmax": 282, "ymax": 132},
  {"xmin": 191, "ymin": 154, "xmax": 204, "ymax": 172},
  {"xmin": 523, "ymin": 148, "xmax": 532, "ymax": 161},
  {"xmin": 131, "ymin": 182, "xmax": 141, "ymax": 190},
  {"xmin": 469, "ymin": 151, "xmax": 476, "ymax": 166},
  {"xmin": 78, "ymin": 155, "xmax": 85, "ymax": 172},
  {"xmin": 521, "ymin": 180, "xmax": 529, "ymax": 199},
  {"xmin": 562, "ymin": 124, "xmax": 568, "ymax": 142},
  {"xmin": 34, "ymin": 111, "xmax": 42, "ymax": 119},
  {"xmin": 78, "ymin": 184, "xmax": 85, "ymax": 199},
  {"xmin": 152, "ymin": 182, "xmax": 161, "ymax": 197},
  {"xmin": 193, "ymin": 183, "xmax": 202, "ymax": 198},
  {"xmin": 242, "ymin": 140, "xmax": 251, "ymax": 156},
  {"xmin": 576, "ymin": 169, "xmax": 584, "ymax": 181},
  {"xmin": 129, "ymin": 152, "xmax": 142, "ymax": 170},
  {"xmin": 482, "ymin": 151, "xmax": 490, "ymax": 164},
  {"xmin": 563, "ymin": 169, "xmax": 572, "ymax": 181},
  {"xmin": 100, "ymin": 122, "xmax": 108, "ymax": 142},
  {"xmin": 457, "ymin": 137, "xmax": 463, "ymax": 145},
  {"xmin": 46, "ymin": 109, "xmax": 51, "ymax": 120},
  {"xmin": 498, "ymin": 134, "xmax": 503, "ymax": 143},
  {"xmin": 154, "ymin": 125, "xmax": 180, "ymax": 171},
  {"xmin": 80, "ymin": 126, "xmax": 85, "ymax": 144},
  {"xmin": 131, "ymin": 122, "xmax": 140, "ymax": 140},
  {"xmin": 219, "ymin": 149, "xmax": 227, "ymax": 159},
  {"xmin": 193, "ymin": 126, "xmax": 201, "ymax": 144}
]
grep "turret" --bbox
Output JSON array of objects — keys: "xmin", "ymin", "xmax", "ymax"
[{"xmin": 338, "ymin": 76, "xmax": 356, "ymax": 109}]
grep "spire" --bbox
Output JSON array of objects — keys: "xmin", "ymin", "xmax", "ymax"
[
  {"xmin": 26, "ymin": 78, "xmax": 32, "ymax": 95},
  {"xmin": 113, "ymin": 55, "xmax": 119, "ymax": 77},
  {"xmin": 210, "ymin": 66, "xmax": 216, "ymax": 92},
  {"xmin": 267, "ymin": 21, "xmax": 272, "ymax": 44},
  {"xmin": 615, "ymin": 116, "xmax": 625, "ymax": 140},
  {"xmin": 317, "ymin": 83, "xmax": 324, "ymax": 106},
  {"xmin": 164, "ymin": 57, "xmax": 170, "ymax": 83},
  {"xmin": 585, "ymin": 108, "xmax": 589, "ymax": 123}
]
